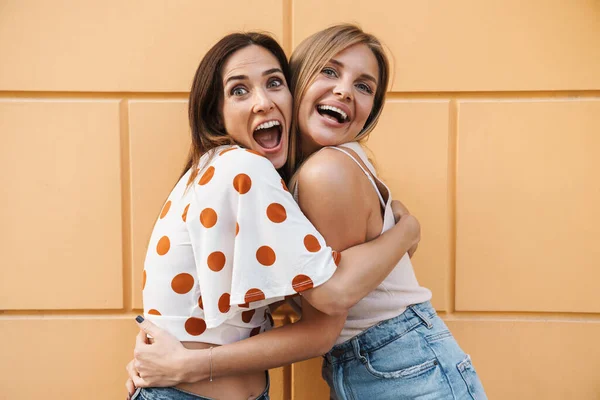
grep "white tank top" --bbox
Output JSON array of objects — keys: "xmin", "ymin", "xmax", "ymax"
[{"xmin": 294, "ymin": 142, "xmax": 432, "ymax": 344}]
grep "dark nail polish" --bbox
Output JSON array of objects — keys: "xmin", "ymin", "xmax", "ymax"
[{"xmin": 135, "ymin": 315, "xmax": 144, "ymax": 323}]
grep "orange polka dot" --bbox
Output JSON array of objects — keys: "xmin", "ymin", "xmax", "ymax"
[
  {"xmin": 200, "ymin": 208, "xmax": 218, "ymax": 228},
  {"xmin": 238, "ymin": 302, "xmax": 249, "ymax": 308},
  {"xmin": 207, "ymin": 251, "xmax": 226, "ymax": 272},
  {"xmin": 250, "ymin": 326, "xmax": 261, "ymax": 337},
  {"xmin": 235, "ymin": 222, "xmax": 239, "ymax": 236},
  {"xmin": 148, "ymin": 309, "xmax": 161, "ymax": 315},
  {"xmin": 160, "ymin": 200, "xmax": 171, "ymax": 219},
  {"xmin": 303, "ymin": 235, "xmax": 321, "ymax": 253},
  {"xmin": 256, "ymin": 246, "xmax": 276, "ymax": 266},
  {"xmin": 219, "ymin": 148, "xmax": 236, "ymax": 156},
  {"xmin": 244, "ymin": 288, "xmax": 265, "ymax": 303},
  {"xmin": 142, "ymin": 270, "xmax": 147, "ymax": 290},
  {"xmin": 332, "ymin": 250, "xmax": 342, "ymax": 266},
  {"xmin": 199, "ymin": 166, "xmax": 215, "ymax": 185},
  {"xmin": 233, "ymin": 174, "xmax": 252, "ymax": 194},
  {"xmin": 171, "ymin": 273, "xmax": 194, "ymax": 294},
  {"xmin": 266, "ymin": 203, "xmax": 286, "ymax": 223},
  {"xmin": 157, "ymin": 236, "xmax": 170, "ymax": 255},
  {"xmin": 218, "ymin": 293, "xmax": 231, "ymax": 313},
  {"xmin": 281, "ymin": 179, "xmax": 289, "ymax": 192},
  {"xmin": 185, "ymin": 317, "xmax": 207, "ymax": 336},
  {"xmin": 246, "ymin": 149, "xmax": 264, "ymax": 157},
  {"xmin": 182, "ymin": 204, "xmax": 190, "ymax": 222},
  {"xmin": 242, "ymin": 309, "xmax": 255, "ymax": 323},
  {"xmin": 292, "ymin": 274, "xmax": 314, "ymax": 293},
  {"xmin": 198, "ymin": 296, "xmax": 203, "ymax": 310}
]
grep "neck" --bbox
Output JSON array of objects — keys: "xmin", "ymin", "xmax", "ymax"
[{"xmin": 300, "ymin": 134, "xmax": 321, "ymax": 160}]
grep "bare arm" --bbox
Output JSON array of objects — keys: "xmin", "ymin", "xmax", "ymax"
[
  {"xmin": 297, "ymin": 150, "xmax": 420, "ymax": 316},
  {"xmin": 128, "ymin": 150, "xmax": 419, "ymax": 390}
]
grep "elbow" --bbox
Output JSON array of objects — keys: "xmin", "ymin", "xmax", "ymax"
[{"xmin": 314, "ymin": 295, "xmax": 351, "ymax": 317}]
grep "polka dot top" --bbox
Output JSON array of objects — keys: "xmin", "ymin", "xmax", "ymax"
[{"xmin": 142, "ymin": 145, "xmax": 339, "ymax": 344}]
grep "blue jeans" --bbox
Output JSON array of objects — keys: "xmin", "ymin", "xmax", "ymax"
[
  {"xmin": 131, "ymin": 372, "xmax": 270, "ymax": 400},
  {"xmin": 322, "ymin": 302, "xmax": 487, "ymax": 400}
]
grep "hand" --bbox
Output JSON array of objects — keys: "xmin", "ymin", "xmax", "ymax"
[
  {"xmin": 391, "ymin": 199, "xmax": 410, "ymax": 223},
  {"xmin": 125, "ymin": 361, "xmax": 137, "ymax": 398},
  {"xmin": 128, "ymin": 317, "xmax": 198, "ymax": 388},
  {"xmin": 391, "ymin": 200, "xmax": 420, "ymax": 258}
]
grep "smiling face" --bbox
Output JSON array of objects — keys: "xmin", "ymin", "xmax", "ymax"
[
  {"xmin": 297, "ymin": 43, "xmax": 380, "ymax": 156},
  {"xmin": 221, "ymin": 45, "xmax": 292, "ymax": 169}
]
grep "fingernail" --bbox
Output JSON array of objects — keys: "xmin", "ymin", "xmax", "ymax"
[{"xmin": 136, "ymin": 315, "xmax": 144, "ymax": 323}]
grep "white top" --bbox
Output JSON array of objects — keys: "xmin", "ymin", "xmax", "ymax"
[
  {"xmin": 143, "ymin": 145, "xmax": 339, "ymax": 345},
  {"xmin": 294, "ymin": 142, "xmax": 432, "ymax": 344}
]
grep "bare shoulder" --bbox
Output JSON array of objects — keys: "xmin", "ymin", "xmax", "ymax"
[
  {"xmin": 297, "ymin": 148, "xmax": 364, "ymax": 193},
  {"xmin": 298, "ymin": 149, "xmax": 364, "ymax": 206}
]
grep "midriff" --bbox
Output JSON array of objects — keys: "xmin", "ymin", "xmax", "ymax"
[{"xmin": 177, "ymin": 341, "xmax": 266, "ymax": 400}]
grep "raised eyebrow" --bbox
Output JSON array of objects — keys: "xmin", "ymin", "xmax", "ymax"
[
  {"xmin": 263, "ymin": 68, "xmax": 283, "ymax": 76},
  {"xmin": 224, "ymin": 75, "xmax": 247, "ymax": 85}
]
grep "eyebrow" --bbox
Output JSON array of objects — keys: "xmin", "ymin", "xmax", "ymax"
[
  {"xmin": 329, "ymin": 59, "xmax": 378, "ymax": 86},
  {"xmin": 224, "ymin": 68, "xmax": 284, "ymax": 85}
]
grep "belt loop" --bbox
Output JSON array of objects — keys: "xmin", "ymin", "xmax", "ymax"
[
  {"xmin": 351, "ymin": 337, "xmax": 367, "ymax": 364},
  {"xmin": 410, "ymin": 304, "xmax": 433, "ymax": 329}
]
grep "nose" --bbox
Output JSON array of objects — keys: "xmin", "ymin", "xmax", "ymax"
[
  {"xmin": 252, "ymin": 88, "xmax": 275, "ymax": 113},
  {"xmin": 334, "ymin": 81, "xmax": 353, "ymax": 102}
]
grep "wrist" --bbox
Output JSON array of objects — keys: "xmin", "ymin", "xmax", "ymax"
[{"xmin": 179, "ymin": 347, "xmax": 209, "ymax": 383}]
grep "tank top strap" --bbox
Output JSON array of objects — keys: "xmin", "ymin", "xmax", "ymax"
[{"xmin": 325, "ymin": 145, "xmax": 386, "ymax": 208}]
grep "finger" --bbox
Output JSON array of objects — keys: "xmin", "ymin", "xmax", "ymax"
[
  {"xmin": 125, "ymin": 378, "xmax": 136, "ymax": 396},
  {"xmin": 135, "ymin": 315, "xmax": 160, "ymax": 338},
  {"xmin": 136, "ymin": 329, "xmax": 148, "ymax": 347},
  {"xmin": 127, "ymin": 359, "xmax": 139, "ymax": 379},
  {"xmin": 132, "ymin": 374, "xmax": 149, "ymax": 389}
]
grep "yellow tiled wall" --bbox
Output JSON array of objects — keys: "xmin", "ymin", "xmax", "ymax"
[{"xmin": 1, "ymin": 1, "xmax": 599, "ymax": 398}]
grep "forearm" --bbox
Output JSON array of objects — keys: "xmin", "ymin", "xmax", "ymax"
[
  {"xmin": 302, "ymin": 219, "xmax": 416, "ymax": 315},
  {"xmin": 182, "ymin": 312, "xmax": 345, "ymax": 383}
]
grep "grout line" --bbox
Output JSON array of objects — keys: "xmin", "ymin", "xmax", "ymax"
[
  {"xmin": 0, "ymin": 90, "xmax": 599, "ymax": 101},
  {"xmin": 385, "ymin": 90, "xmax": 600, "ymax": 100},
  {"xmin": 282, "ymin": 0, "xmax": 293, "ymax": 55},
  {"xmin": 2, "ymin": 309, "xmax": 600, "ymax": 322},
  {"xmin": 447, "ymin": 99, "xmax": 458, "ymax": 314},
  {"xmin": 120, "ymin": 99, "xmax": 134, "ymax": 312},
  {"xmin": 0, "ymin": 91, "xmax": 189, "ymax": 100}
]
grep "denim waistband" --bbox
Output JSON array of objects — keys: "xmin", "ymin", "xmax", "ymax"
[
  {"xmin": 324, "ymin": 301, "xmax": 437, "ymax": 365},
  {"xmin": 137, "ymin": 371, "xmax": 270, "ymax": 399}
]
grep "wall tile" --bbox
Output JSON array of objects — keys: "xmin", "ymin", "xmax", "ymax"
[
  {"xmin": 368, "ymin": 100, "xmax": 451, "ymax": 310},
  {"xmin": 0, "ymin": 0, "xmax": 284, "ymax": 92},
  {"xmin": 0, "ymin": 100, "xmax": 123, "ymax": 309},
  {"xmin": 456, "ymin": 100, "xmax": 600, "ymax": 312},
  {"xmin": 293, "ymin": 0, "xmax": 600, "ymax": 91}
]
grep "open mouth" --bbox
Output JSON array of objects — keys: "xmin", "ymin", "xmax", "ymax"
[
  {"xmin": 316, "ymin": 105, "xmax": 349, "ymax": 124},
  {"xmin": 253, "ymin": 120, "xmax": 282, "ymax": 150}
]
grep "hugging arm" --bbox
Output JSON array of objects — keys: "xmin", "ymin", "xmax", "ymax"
[{"xmin": 127, "ymin": 150, "xmax": 419, "ymax": 390}]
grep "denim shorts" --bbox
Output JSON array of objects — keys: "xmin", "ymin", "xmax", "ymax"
[
  {"xmin": 322, "ymin": 301, "xmax": 487, "ymax": 400},
  {"xmin": 131, "ymin": 372, "xmax": 270, "ymax": 400}
]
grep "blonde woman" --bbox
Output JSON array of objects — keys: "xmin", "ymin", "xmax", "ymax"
[{"xmin": 128, "ymin": 25, "xmax": 486, "ymax": 400}]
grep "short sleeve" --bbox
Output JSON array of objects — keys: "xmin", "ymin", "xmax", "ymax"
[{"xmin": 187, "ymin": 147, "xmax": 338, "ymax": 328}]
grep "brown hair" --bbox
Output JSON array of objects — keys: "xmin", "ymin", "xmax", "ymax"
[
  {"xmin": 182, "ymin": 32, "xmax": 290, "ymax": 184},
  {"xmin": 286, "ymin": 24, "xmax": 390, "ymax": 178}
]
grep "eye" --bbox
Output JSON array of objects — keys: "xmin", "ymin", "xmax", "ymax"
[
  {"xmin": 321, "ymin": 67, "xmax": 338, "ymax": 78},
  {"xmin": 355, "ymin": 82, "xmax": 374, "ymax": 94},
  {"xmin": 231, "ymin": 86, "xmax": 248, "ymax": 96},
  {"xmin": 267, "ymin": 78, "xmax": 283, "ymax": 88}
]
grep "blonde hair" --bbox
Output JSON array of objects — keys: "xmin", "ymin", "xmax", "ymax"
[{"xmin": 286, "ymin": 23, "xmax": 390, "ymax": 178}]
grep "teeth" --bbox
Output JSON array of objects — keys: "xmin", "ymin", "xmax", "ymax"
[
  {"xmin": 317, "ymin": 105, "xmax": 348, "ymax": 121},
  {"xmin": 255, "ymin": 120, "xmax": 281, "ymax": 131}
]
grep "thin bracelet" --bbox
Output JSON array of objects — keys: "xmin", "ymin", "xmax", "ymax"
[{"xmin": 209, "ymin": 346, "xmax": 214, "ymax": 382}]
